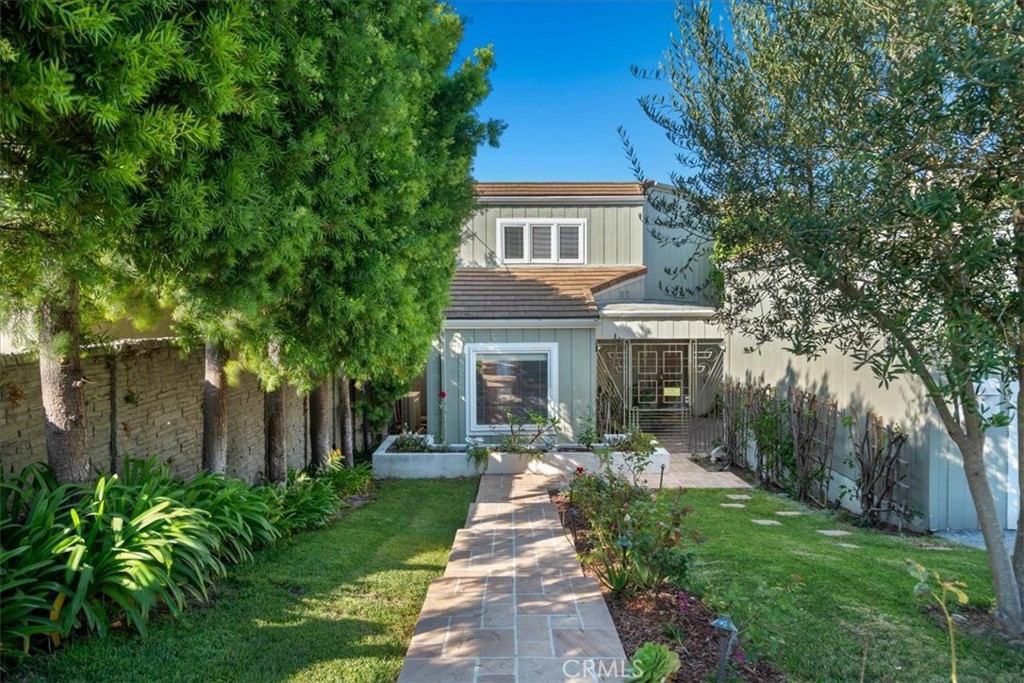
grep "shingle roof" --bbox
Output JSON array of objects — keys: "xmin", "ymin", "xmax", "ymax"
[
  {"xmin": 446, "ymin": 266, "xmax": 647, "ymax": 320},
  {"xmin": 475, "ymin": 182, "xmax": 645, "ymax": 198}
]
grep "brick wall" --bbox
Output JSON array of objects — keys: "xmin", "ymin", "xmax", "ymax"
[{"xmin": 0, "ymin": 340, "xmax": 321, "ymax": 483}]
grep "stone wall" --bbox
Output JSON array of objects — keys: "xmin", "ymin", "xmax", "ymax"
[{"xmin": 0, "ymin": 340, "xmax": 323, "ymax": 483}]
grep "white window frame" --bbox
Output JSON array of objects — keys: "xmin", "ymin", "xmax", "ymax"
[
  {"xmin": 466, "ymin": 342, "xmax": 559, "ymax": 435},
  {"xmin": 496, "ymin": 219, "xmax": 587, "ymax": 264}
]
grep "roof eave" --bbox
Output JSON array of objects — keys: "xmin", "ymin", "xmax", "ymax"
[{"xmin": 476, "ymin": 195, "xmax": 645, "ymax": 207}]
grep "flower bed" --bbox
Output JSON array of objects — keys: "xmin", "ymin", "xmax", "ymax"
[{"xmin": 371, "ymin": 434, "xmax": 670, "ymax": 479}]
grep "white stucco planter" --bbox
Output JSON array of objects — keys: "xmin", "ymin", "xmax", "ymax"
[{"xmin": 372, "ymin": 435, "xmax": 670, "ymax": 479}]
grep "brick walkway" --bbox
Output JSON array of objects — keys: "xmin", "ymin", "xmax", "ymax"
[
  {"xmin": 398, "ymin": 474, "xmax": 627, "ymax": 682},
  {"xmin": 398, "ymin": 455, "xmax": 748, "ymax": 682}
]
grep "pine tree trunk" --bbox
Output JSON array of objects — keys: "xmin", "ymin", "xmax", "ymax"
[
  {"xmin": 202, "ymin": 341, "xmax": 228, "ymax": 474},
  {"xmin": 38, "ymin": 280, "xmax": 90, "ymax": 484},
  {"xmin": 339, "ymin": 373, "xmax": 354, "ymax": 469},
  {"xmin": 362, "ymin": 399, "xmax": 370, "ymax": 453},
  {"xmin": 308, "ymin": 381, "xmax": 331, "ymax": 470},
  {"xmin": 107, "ymin": 353, "xmax": 119, "ymax": 475},
  {"xmin": 264, "ymin": 342, "xmax": 286, "ymax": 484},
  {"xmin": 264, "ymin": 387, "xmax": 286, "ymax": 484}
]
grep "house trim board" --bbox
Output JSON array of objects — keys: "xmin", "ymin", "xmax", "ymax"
[
  {"xmin": 444, "ymin": 318, "xmax": 599, "ymax": 329},
  {"xmin": 477, "ymin": 195, "xmax": 645, "ymax": 207}
]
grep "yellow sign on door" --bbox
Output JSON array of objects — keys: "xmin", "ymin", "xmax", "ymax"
[{"xmin": 663, "ymin": 386, "xmax": 681, "ymax": 398}]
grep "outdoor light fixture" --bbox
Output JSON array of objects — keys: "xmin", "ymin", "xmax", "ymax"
[
  {"xmin": 711, "ymin": 614, "xmax": 738, "ymax": 683},
  {"xmin": 659, "ymin": 462, "xmax": 666, "ymax": 490},
  {"xmin": 617, "ymin": 536, "xmax": 631, "ymax": 565}
]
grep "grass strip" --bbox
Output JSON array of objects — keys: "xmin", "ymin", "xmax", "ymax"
[
  {"xmin": 14, "ymin": 478, "xmax": 478, "ymax": 683},
  {"xmin": 674, "ymin": 489, "xmax": 1023, "ymax": 683}
]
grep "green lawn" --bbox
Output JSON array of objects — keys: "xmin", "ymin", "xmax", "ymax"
[
  {"xmin": 673, "ymin": 489, "xmax": 1024, "ymax": 683},
  {"xmin": 13, "ymin": 478, "xmax": 478, "ymax": 683}
]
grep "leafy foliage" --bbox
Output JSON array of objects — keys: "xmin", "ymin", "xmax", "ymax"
[
  {"xmin": 260, "ymin": 470, "xmax": 343, "ymax": 535},
  {"xmin": 390, "ymin": 430, "xmax": 435, "ymax": 453},
  {"xmin": 497, "ymin": 410, "xmax": 562, "ymax": 454},
  {"xmin": 575, "ymin": 408, "xmax": 600, "ymax": 449},
  {"xmin": 629, "ymin": 0, "xmax": 1024, "ymax": 629},
  {"xmin": 605, "ymin": 427, "xmax": 658, "ymax": 485},
  {"xmin": 319, "ymin": 459, "xmax": 373, "ymax": 499},
  {"xmin": 0, "ymin": 465, "xmax": 76, "ymax": 661},
  {"xmin": 60, "ymin": 475, "xmax": 222, "ymax": 638},
  {"xmin": 178, "ymin": 473, "xmax": 281, "ymax": 565},
  {"xmin": 464, "ymin": 438, "xmax": 492, "ymax": 473},
  {"xmin": 570, "ymin": 469, "xmax": 691, "ymax": 595},
  {"xmin": 1, "ymin": 456, "xmax": 366, "ymax": 665}
]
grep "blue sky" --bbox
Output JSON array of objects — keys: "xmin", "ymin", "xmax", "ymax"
[{"xmin": 452, "ymin": 1, "xmax": 682, "ymax": 183}]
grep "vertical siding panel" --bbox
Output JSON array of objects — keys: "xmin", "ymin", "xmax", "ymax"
[
  {"xmin": 630, "ymin": 205, "xmax": 644, "ymax": 264},
  {"xmin": 617, "ymin": 206, "xmax": 630, "ymax": 265},
  {"xmin": 590, "ymin": 208, "xmax": 606, "ymax": 265},
  {"xmin": 607, "ymin": 206, "xmax": 618, "ymax": 264},
  {"xmin": 556, "ymin": 330, "xmax": 572, "ymax": 433}
]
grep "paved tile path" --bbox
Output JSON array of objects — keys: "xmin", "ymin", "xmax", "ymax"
[
  {"xmin": 399, "ymin": 474, "xmax": 626, "ymax": 682},
  {"xmin": 639, "ymin": 453, "xmax": 749, "ymax": 489},
  {"xmin": 399, "ymin": 456, "xmax": 748, "ymax": 682}
]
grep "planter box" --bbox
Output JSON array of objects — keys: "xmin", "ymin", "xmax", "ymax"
[{"xmin": 372, "ymin": 435, "xmax": 670, "ymax": 479}]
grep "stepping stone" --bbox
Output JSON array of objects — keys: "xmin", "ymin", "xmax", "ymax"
[
  {"xmin": 835, "ymin": 543, "xmax": 860, "ymax": 549},
  {"xmin": 726, "ymin": 494, "xmax": 752, "ymax": 500},
  {"xmin": 751, "ymin": 519, "xmax": 782, "ymax": 526},
  {"xmin": 817, "ymin": 529, "xmax": 852, "ymax": 537},
  {"xmin": 774, "ymin": 511, "xmax": 802, "ymax": 516},
  {"xmin": 720, "ymin": 503, "xmax": 746, "ymax": 508},
  {"xmin": 920, "ymin": 545, "xmax": 954, "ymax": 551}
]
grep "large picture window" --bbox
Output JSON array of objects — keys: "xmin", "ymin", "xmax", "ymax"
[
  {"xmin": 466, "ymin": 342, "xmax": 558, "ymax": 433},
  {"xmin": 497, "ymin": 219, "xmax": 586, "ymax": 264}
]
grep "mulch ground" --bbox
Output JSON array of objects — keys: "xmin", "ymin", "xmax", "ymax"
[{"xmin": 551, "ymin": 491, "xmax": 785, "ymax": 683}]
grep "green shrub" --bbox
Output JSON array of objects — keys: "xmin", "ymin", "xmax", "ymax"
[
  {"xmin": 60, "ymin": 474, "xmax": 223, "ymax": 638},
  {"xmin": 2, "ymin": 455, "xmax": 357, "ymax": 665},
  {"xmin": 607, "ymin": 427, "xmax": 657, "ymax": 485},
  {"xmin": 390, "ymin": 431, "xmax": 433, "ymax": 453},
  {"xmin": 569, "ymin": 470, "xmax": 691, "ymax": 594},
  {"xmin": 261, "ymin": 470, "xmax": 343, "ymax": 534},
  {"xmin": 320, "ymin": 460, "xmax": 372, "ymax": 498},
  {"xmin": 0, "ymin": 465, "xmax": 77, "ymax": 661},
  {"xmin": 180, "ymin": 472, "xmax": 281, "ymax": 565}
]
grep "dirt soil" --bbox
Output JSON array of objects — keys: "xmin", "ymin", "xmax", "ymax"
[{"xmin": 551, "ymin": 492, "xmax": 785, "ymax": 682}]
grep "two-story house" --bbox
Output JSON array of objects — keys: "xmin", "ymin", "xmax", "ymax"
[{"xmin": 419, "ymin": 182, "xmax": 724, "ymax": 448}]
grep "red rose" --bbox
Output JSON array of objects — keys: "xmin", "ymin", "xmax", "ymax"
[
  {"xmin": 575, "ymin": 466, "xmax": 585, "ymax": 474},
  {"xmin": 438, "ymin": 391, "xmax": 447, "ymax": 399}
]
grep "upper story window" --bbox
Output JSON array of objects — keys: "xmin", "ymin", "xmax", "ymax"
[{"xmin": 497, "ymin": 219, "xmax": 586, "ymax": 264}]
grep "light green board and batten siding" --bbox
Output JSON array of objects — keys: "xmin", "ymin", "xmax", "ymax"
[
  {"xmin": 459, "ymin": 204, "xmax": 644, "ymax": 267},
  {"xmin": 726, "ymin": 331, "xmax": 1017, "ymax": 531},
  {"xmin": 426, "ymin": 327, "xmax": 596, "ymax": 445}
]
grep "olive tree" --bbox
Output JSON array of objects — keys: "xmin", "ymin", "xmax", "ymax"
[{"xmin": 632, "ymin": 0, "xmax": 1024, "ymax": 632}]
